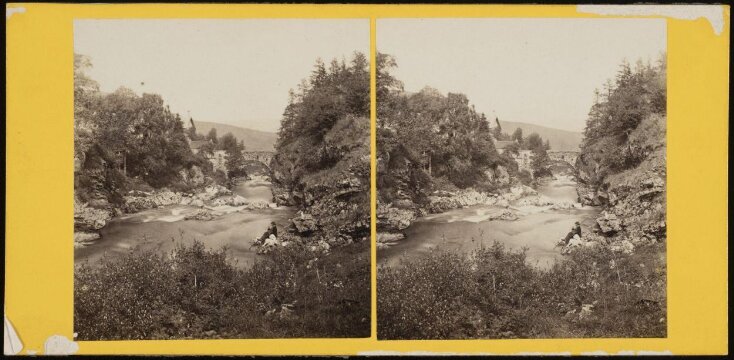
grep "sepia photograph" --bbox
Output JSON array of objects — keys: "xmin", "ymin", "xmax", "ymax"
[
  {"xmin": 376, "ymin": 18, "xmax": 667, "ymax": 339},
  {"xmin": 73, "ymin": 19, "xmax": 371, "ymax": 340}
]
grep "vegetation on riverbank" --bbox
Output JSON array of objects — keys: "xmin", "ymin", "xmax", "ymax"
[
  {"xmin": 376, "ymin": 53, "xmax": 553, "ymax": 234},
  {"xmin": 75, "ymin": 240, "xmax": 370, "ymax": 340},
  {"xmin": 378, "ymin": 55, "xmax": 668, "ymax": 340},
  {"xmin": 271, "ymin": 53, "xmax": 371, "ymax": 245},
  {"xmin": 378, "ymin": 241, "xmax": 666, "ymax": 339},
  {"xmin": 74, "ymin": 54, "xmax": 252, "ymax": 211},
  {"xmin": 75, "ymin": 55, "xmax": 210, "ymax": 206}
]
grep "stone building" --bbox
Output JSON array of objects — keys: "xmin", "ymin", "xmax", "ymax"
[
  {"xmin": 494, "ymin": 139, "xmax": 534, "ymax": 175},
  {"xmin": 188, "ymin": 140, "xmax": 210, "ymax": 155}
]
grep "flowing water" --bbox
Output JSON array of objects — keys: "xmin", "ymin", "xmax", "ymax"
[
  {"xmin": 75, "ymin": 180, "xmax": 294, "ymax": 269},
  {"xmin": 378, "ymin": 177, "xmax": 600, "ymax": 269}
]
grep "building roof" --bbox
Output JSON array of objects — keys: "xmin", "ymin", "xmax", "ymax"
[
  {"xmin": 189, "ymin": 140, "xmax": 210, "ymax": 150},
  {"xmin": 494, "ymin": 140, "xmax": 517, "ymax": 149}
]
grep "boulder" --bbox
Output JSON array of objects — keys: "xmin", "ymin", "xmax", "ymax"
[
  {"xmin": 514, "ymin": 195, "xmax": 554, "ymax": 207},
  {"xmin": 377, "ymin": 232, "xmax": 405, "ymax": 244},
  {"xmin": 191, "ymin": 199, "xmax": 205, "ymax": 207},
  {"xmin": 231, "ymin": 195, "xmax": 248, "ymax": 206},
  {"xmin": 74, "ymin": 231, "xmax": 100, "ymax": 246},
  {"xmin": 245, "ymin": 200, "xmax": 271, "ymax": 210},
  {"xmin": 123, "ymin": 189, "xmax": 182, "ymax": 212},
  {"xmin": 550, "ymin": 201, "xmax": 577, "ymax": 210},
  {"xmin": 209, "ymin": 195, "xmax": 249, "ymax": 207},
  {"xmin": 427, "ymin": 196, "xmax": 458, "ymax": 213},
  {"xmin": 380, "ymin": 207, "xmax": 416, "ymax": 231},
  {"xmin": 291, "ymin": 213, "xmax": 318, "ymax": 234},
  {"xmin": 74, "ymin": 200, "xmax": 112, "ymax": 232},
  {"xmin": 184, "ymin": 209, "xmax": 219, "ymax": 221},
  {"xmin": 197, "ymin": 184, "xmax": 232, "ymax": 201},
  {"xmin": 596, "ymin": 212, "xmax": 622, "ymax": 234}
]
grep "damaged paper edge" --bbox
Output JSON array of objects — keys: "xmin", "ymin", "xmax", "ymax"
[
  {"xmin": 4, "ymin": 311, "xmax": 79, "ymax": 355},
  {"xmin": 577, "ymin": 4, "xmax": 726, "ymax": 35},
  {"xmin": 6, "ymin": 6, "xmax": 26, "ymax": 19},
  {"xmin": 4, "ymin": 313, "xmax": 23, "ymax": 355}
]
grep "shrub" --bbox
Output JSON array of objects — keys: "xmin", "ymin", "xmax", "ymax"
[
  {"xmin": 378, "ymin": 241, "xmax": 666, "ymax": 339},
  {"xmin": 75, "ymin": 239, "xmax": 370, "ymax": 340},
  {"xmin": 517, "ymin": 170, "xmax": 533, "ymax": 186}
]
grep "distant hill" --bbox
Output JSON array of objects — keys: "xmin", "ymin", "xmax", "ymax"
[
  {"xmin": 497, "ymin": 120, "xmax": 583, "ymax": 151},
  {"xmin": 192, "ymin": 121, "xmax": 278, "ymax": 152}
]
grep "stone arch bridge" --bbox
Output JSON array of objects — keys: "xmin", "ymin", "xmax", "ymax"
[
  {"xmin": 242, "ymin": 151, "xmax": 275, "ymax": 168},
  {"xmin": 548, "ymin": 150, "xmax": 579, "ymax": 167}
]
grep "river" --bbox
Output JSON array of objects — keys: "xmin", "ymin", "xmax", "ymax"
[
  {"xmin": 378, "ymin": 176, "xmax": 600, "ymax": 269},
  {"xmin": 75, "ymin": 179, "xmax": 294, "ymax": 269}
]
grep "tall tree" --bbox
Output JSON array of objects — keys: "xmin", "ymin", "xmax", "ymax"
[
  {"xmin": 207, "ymin": 128, "xmax": 218, "ymax": 145},
  {"xmin": 512, "ymin": 128, "xmax": 524, "ymax": 143}
]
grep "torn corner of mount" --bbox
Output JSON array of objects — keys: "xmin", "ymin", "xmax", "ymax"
[
  {"xmin": 3, "ymin": 314, "xmax": 23, "ymax": 356},
  {"xmin": 44, "ymin": 335, "xmax": 79, "ymax": 355},
  {"xmin": 6, "ymin": 7, "xmax": 27, "ymax": 20},
  {"xmin": 576, "ymin": 4, "xmax": 726, "ymax": 36}
]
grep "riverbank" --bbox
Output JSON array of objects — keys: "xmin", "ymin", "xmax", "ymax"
[
  {"xmin": 74, "ymin": 175, "xmax": 281, "ymax": 248},
  {"xmin": 377, "ymin": 175, "xmax": 584, "ymax": 253}
]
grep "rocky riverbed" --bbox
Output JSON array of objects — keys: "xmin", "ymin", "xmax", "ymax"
[
  {"xmin": 74, "ymin": 176, "xmax": 279, "ymax": 249},
  {"xmin": 376, "ymin": 177, "xmax": 583, "ymax": 250}
]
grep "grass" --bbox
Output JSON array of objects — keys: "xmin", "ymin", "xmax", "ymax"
[
  {"xmin": 378, "ymin": 241, "xmax": 666, "ymax": 340},
  {"xmin": 75, "ymin": 239, "xmax": 370, "ymax": 340}
]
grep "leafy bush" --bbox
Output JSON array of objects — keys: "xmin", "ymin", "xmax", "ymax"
[
  {"xmin": 378, "ymin": 242, "xmax": 666, "ymax": 339},
  {"xmin": 580, "ymin": 56, "xmax": 666, "ymax": 183},
  {"xmin": 517, "ymin": 170, "xmax": 533, "ymax": 186},
  {"xmin": 75, "ymin": 240, "xmax": 370, "ymax": 340}
]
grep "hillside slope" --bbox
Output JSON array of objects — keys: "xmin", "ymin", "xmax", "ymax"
[
  {"xmin": 192, "ymin": 121, "xmax": 278, "ymax": 151},
  {"xmin": 498, "ymin": 120, "xmax": 583, "ymax": 151}
]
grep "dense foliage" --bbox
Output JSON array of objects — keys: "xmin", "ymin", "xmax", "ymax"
[
  {"xmin": 75, "ymin": 240, "xmax": 370, "ymax": 339},
  {"xmin": 377, "ymin": 53, "xmax": 515, "ymax": 204},
  {"xmin": 378, "ymin": 242, "xmax": 666, "ymax": 339},
  {"xmin": 74, "ymin": 54, "xmax": 209, "ymax": 204},
  {"xmin": 579, "ymin": 56, "xmax": 666, "ymax": 184},
  {"xmin": 271, "ymin": 53, "xmax": 371, "ymax": 241}
]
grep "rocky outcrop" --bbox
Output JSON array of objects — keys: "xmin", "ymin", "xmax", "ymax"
[
  {"xmin": 246, "ymin": 200, "xmax": 274, "ymax": 210},
  {"xmin": 574, "ymin": 114, "xmax": 667, "ymax": 251},
  {"xmin": 74, "ymin": 231, "xmax": 101, "ymax": 248},
  {"xmin": 123, "ymin": 190, "xmax": 183, "ymax": 213},
  {"xmin": 74, "ymin": 199, "xmax": 113, "ymax": 247},
  {"xmin": 208, "ymin": 195, "xmax": 248, "ymax": 207},
  {"xmin": 426, "ymin": 185, "xmax": 536, "ymax": 214},
  {"xmin": 291, "ymin": 213, "xmax": 318, "ymax": 235},
  {"xmin": 184, "ymin": 209, "xmax": 219, "ymax": 221},
  {"xmin": 122, "ymin": 184, "xmax": 232, "ymax": 213},
  {"xmin": 377, "ymin": 203, "xmax": 417, "ymax": 232},
  {"xmin": 195, "ymin": 184, "xmax": 233, "ymax": 202},
  {"xmin": 596, "ymin": 211, "xmax": 622, "ymax": 235},
  {"xmin": 74, "ymin": 199, "xmax": 113, "ymax": 232},
  {"xmin": 376, "ymin": 232, "xmax": 405, "ymax": 249}
]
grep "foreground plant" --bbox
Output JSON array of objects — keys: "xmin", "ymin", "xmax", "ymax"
[
  {"xmin": 378, "ymin": 241, "xmax": 666, "ymax": 340},
  {"xmin": 75, "ymin": 240, "xmax": 370, "ymax": 340}
]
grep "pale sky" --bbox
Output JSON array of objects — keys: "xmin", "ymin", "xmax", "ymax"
[
  {"xmin": 74, "ymin": 19, "xmax": 369, "ymax": 133},
  {"xmin": 378, "ymin": 18, "xmax": 666, "ymax": 132}
]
